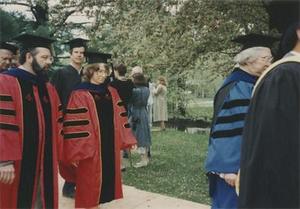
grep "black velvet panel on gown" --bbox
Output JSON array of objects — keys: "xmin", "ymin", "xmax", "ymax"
[
  {"xmin": 50, "ymin": 65, "xmax": 81, "ymax": 110},
  {"xmin": 38, "ymin": 82, "xmax": 54, "ymax": 209},
  {"xmin": 91, "ymin": 91, "xmax": 116, "ymax": 204},
  {"xmin": 17, "ymin": 78, "xmax": 39, "ymax": 209},
  {"xmin": 16, "ymin": 77, "xmax": 53, "ymax": 209}
]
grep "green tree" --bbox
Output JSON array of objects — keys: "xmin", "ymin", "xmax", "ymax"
[
  {"xmin": 85, "ymin": 0, "xmax": 275, "ymax": 120},
  {"xmin": 0, "ymin": 9, "xmax": 29, "ymax": 41},
  {"xmin": 1, "ymin": 0, "xmax": 277, "ymax": 120},
  {"xmin": 0, "ymin": 0, "xmax": 116, "ymax": 37}
]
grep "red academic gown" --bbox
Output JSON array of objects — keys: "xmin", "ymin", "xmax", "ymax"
[
  {"xmin": 0, "ymin": 72, "xmax": 63, "ymax": 209},
  {"xmin": 63, "ymin": 86, "xmax": 136, "ymax": 208}
]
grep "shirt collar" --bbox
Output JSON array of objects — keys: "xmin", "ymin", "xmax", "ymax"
[{"xmin": 290, "ymin": 51, "xmax": 300, "ymax": 56}]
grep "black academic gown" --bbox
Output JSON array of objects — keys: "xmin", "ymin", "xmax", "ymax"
[
  {"xmin": 51, "ymin": 65, "xmax": 82, "ymax": 183},
  {"xmin": 89, "ymin": 84, "xmax": 116, "ymax": 203},
  {"xmin": 51, "ymin": 65, "xmax": 81, "ymax": 110},
  {"xmin": 110, "ymin": 78, "xmax": 134, "ymax": 111},
  {"xmin": 239, "ymin": 58, "xmax": 300, "ymax": 209}
]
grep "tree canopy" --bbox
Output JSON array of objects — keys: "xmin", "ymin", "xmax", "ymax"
[{"xmin": 0, "ymin": 0, "xmax": 278, "ymax": 119}]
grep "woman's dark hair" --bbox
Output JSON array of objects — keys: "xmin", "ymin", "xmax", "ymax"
[
  {"xmin": 133, "ymin": 73, "xmax": 147, "ymax": 86},
  {"xmin": 114, "ymin": 63, "xmax": 127, "ymax": 76},
  {"xmin": 82, "ymin": 63, "xmax": 109, "ymax": 82}
]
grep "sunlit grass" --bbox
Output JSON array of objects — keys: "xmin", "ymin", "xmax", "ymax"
[{"xmin": 122, "ymin": 129, "xmax": 211, "ymax": 205}]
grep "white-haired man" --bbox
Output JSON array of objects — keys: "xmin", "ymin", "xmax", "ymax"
[{"xmin": 205, "ymin": 46, "xmax": 272, "ymax": 209}]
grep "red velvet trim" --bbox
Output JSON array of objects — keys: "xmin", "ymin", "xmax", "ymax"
[
  {"xmin": 47, "ymin": 83, "xmax": 61, "ymax": 209},
  {"xmin": 31, "ymin": 86, "xmax": 46, "ymax": 208}
]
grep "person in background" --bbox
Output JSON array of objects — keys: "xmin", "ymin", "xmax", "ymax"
[
  {"xmin": 51, "ymin": 38, "xmax": 87, "ymax": 110},
  {"xmin": 130, "ymin": 73, "xmax": 151, "ymax": 168},
  {"xmin": 147, "ymin": 77, "xmax": 155, "ymax": 127},
  {"xmin": 63, "ymin": 63, "xmax": 136, "ymax": 209},
  {"xmin": 0, "ymin": 33, "xmax": 62, "ymax": 209},
  {"xmin": 110, "ymin": 63, "xmax": 135, "ymax": 170},
  {"xmin": 153, "ymin": 76, "xmax": 168, "ymax": 131},
  {"xmin": 130, "ymin": 65, "xmax": 143, "ymax": 77},
  {"xmin": 110, "ymin": 63, "xmax": 134, "ymax": 112},
  {"xmin": 205, "ymin": 47, "xmax": 272, "ymax": 209},
  {"xmin": 51, "ymin": 38, "xmax": 88, "ymax": 198},
  {"xmin": 0, "ymin": 42, "xmax": 18, "ymax": 72},
  {"xmin": 130, "ymin": 66, "xmax": 153, "ymax": 158}
]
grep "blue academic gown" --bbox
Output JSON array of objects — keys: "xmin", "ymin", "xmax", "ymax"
[{"xmin": 205, "ymin": 68, "xmax": 257, "ymax": 209}]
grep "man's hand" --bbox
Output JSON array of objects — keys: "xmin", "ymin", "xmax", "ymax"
[
  {"xmin": 235, "ymin": 170, "xmax": 240, "ymax": 195},
  {"xmin": 220, "ymin": 173, "xmax": 237, "ymax": 187},
  {"xmin": 0, "ymin": 164, "xmax": 15, "ymax": 184},
  {"xmin": 71, "ymin": 161, "xmax": 79, "ymax": 168}
]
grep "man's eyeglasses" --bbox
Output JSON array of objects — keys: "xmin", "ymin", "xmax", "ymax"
[{"xmin": 260, "ymin": 56, "xmax": 273, "ymax": 62}]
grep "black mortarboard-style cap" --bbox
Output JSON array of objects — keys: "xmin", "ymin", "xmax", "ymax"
[
  {"xmin": 263, "ymin": 0, "xmax": 300, "ymax": 33},
  {"xmin": 13, "ymin": 33, "xmax": 55, "ymax": 51},
  {"xmin": 232, "ymin": 33, "xmax": 279, "ymax": 50},
  {"xmin": 86, "ymin": 50, "xmax": 112, "ymax": 64},
  {"xmin": 65, "ymin": 38, "xmax": 89, "ymax": 50},
  {"xmin": 0, "ymin": 42, "xmax": 18, "ymax": 55}
]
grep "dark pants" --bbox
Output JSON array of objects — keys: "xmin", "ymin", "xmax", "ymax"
[{"xmin": 62, "ymin": 181, "xmax": 76, "ymax": 197}]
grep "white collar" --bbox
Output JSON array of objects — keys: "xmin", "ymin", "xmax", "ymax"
[{"xmin": 290, "ymin": 51, "xmax": 300, "ymax": 56}]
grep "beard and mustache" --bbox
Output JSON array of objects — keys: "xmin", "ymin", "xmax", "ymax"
[
  {"xmin": 32, "ymin": 57, "xmax": 50, "ymax": 82},
  {"xmin": 32, "ymin": 57, "xmax": 49, "ymax": 72}
]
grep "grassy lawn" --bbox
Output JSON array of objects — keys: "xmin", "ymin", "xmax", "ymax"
[{"xmin": 122, "ymin": 129, "xmax": 211, "ymax": 205}]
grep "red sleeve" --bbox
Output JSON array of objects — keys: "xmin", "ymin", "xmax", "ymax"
[
  {"xmin": 56, "ymin": 103, "xmax": 64, "ymax": 161},
  {"xmin": 0, "ymin": 75, "xmax": 22, "ymax": 161},
  {"xmin": 47, "ymin": 83, "xmax": 64, "ymax": 161},
  {"xmin": 63, "ymin": 90, "xmax": 98, "ymax": 163}
]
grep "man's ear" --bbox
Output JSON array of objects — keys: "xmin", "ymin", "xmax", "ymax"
[{"xmin": 25, "ymin": 52, "xmax": 33, "ymax": 63}]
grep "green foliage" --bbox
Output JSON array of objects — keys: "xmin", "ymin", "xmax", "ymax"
[
  {"xmin": 86, "ymin": 0, "xmax": 274, "ymax": 119},
  {"xmin": 1, "ymin": 0, "xmax": 278, "ymax": 120},
  {"xmin": 186, "ymin": 106, "xmax": 213, "ymax": 123},
  {"xmin": 123, "ymin": 130, "xmax": 210, "ymax": 205},
  {"xmin": 0, "ymin": 9, "xmax": 28, "ymax": 41}
]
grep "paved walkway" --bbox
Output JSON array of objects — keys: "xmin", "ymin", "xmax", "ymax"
[{"xmin": 59, "ymin": 177, "xmax": 210, "ymax": 209}]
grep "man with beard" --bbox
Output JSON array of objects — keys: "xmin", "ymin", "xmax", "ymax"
[
  {"xmin": 238, "ymin": 22, "xmax": 300, "ymax": 209},
  {"xmin": 51, "ymin": 38, "xmax": 88, "ymax": 198},
  {"xmin": 0, "ymin": 42, "xmax": 18, "ymax": 72},
  {"xmin": 0, "ymin": 33, "xmax": 63, "ymax": 209},
  {"xmin": 0, "ymin": 34, "xmax": 62, "ymax": 208}
]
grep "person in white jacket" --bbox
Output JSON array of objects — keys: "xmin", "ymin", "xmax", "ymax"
[{"xmin": 147, "ymin": 78, "xmax": 155, "ymax": 127}]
